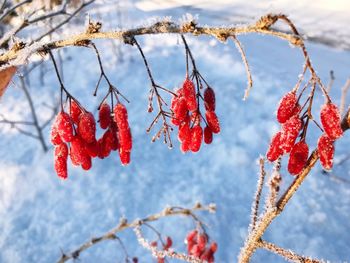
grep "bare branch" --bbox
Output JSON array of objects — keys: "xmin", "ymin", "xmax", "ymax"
[{"xmin": 339, "ymin": 78, "xmax": 350, "ymax": 116}]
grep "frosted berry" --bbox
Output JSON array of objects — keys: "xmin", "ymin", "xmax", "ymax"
[
  {"xmin": 205, "ymin": 111, "xmax": 220, "ymax": 134},
  {"xmin": 172, "ymin": 97, "xmax": 188, "ymax": 125},
  {"xmin": 204, "ymin": 126, "xmax": 213, "ymax": 144},
  {"xmin": 178, "ymin": 121, "xmax": 191, "ymax": 142},
  {"xmin": 191, "ymin": 110, "xmax": 201, "ymax": 126},
  {"xmin": 55, "ymin": 143, "xmax": 68, "ymax": 159},
  {"xmin": 97, "ymin": 137, "xmax": 110, "ymax": 159},
  {"xmin": 317, "ymin": 134, "xmax": 335, "ymax": 170},
  {"xmin": 183, "ymin": 78, "xmax": 197, "ymax": 111},
  {"xmin": 70, "ymin": 100, "xmax": 82, "ymax": 124},
  {"xmin": 54, "ymin": 157, "xmax": 67, "ymax": 179},
  {"xmin": 70, "ymin": 135, "xmax": 89, "ymax": 165},
  {"xmin": 197, "ymin": 233, "xmax": 208, "ymax": 251},
  {"xmin": 99, "ymin": 103, "xmax": 111, "ymax": 129},
  {"xmin": 50, "ymin": 123, "xmax": 62, "ymax": 145},
  {"xmin": 277, "ymin": 91, "xmax": 298, "ymax": 123},
  {"xmin": 320, "ymin": 103, "xmax": 343, "ymax": 140},
  {"xmin": 119, "ymin": 150, "xmax": 131, "ymax": 165},
  {"xmin": 266, "ymin": 131, "xmax": 283, "ymax": 162},
  {"xmin": 186, "ymin": 230, "xmax": 198, "ymax": 243},
  {"xmin": 81, "ymin": 154, "xmax": 92, "ymax": 171},
  {"xmin": 113, "ymin": 103, "xmax": 129, "ymax": 131},
  {"xmin": 78, "ymin": 112, "xmax": 96, "ymax": 144},
  {"xmin": 118, "ymin": 127, "xmax": 132, "ymax": 152},
  {"xmin": 56, "ymin": 111, "xmax": 74, "ymax": 142},
  {"xmin": 287, "ymin": 141, "xmax": 309, "ymax": 175},
  {"xmin": 181, "ymin": 139, "xmax": 191, "ymax": 153},
  {"xmin": 280, "ymin": 115, "xmax": 302, "ymax": 153},
  {"xmin": 85, "ymin": 141, "xmax": 98, "ymax": 158},
  {"xmin": 190, "ymin": 125, "xmax": 203, "ymax": 152},
  {"xmin": 204, "ymin": 87, "xmax": 216, "ymax": 111}
]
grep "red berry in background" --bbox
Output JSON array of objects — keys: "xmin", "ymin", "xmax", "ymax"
[
  {"xmin": 190, "ymin": 125, "xmax": 203, "ymax": 152},
  {"xmin": 78, "ymin": 112, "xmax": 96, "ymax": 144},
  {"xmin": 99, "ymin": 103, "xmax": 111, "ymax": 129},
  {"xmin": 178, "ymin": 121, "xmax": 191, "ymax": 142},
  {"xmin": 110, "ymin": 124, "xmax": 120, "ymax": 151},
  {"xmin": 320, "ymin": 102, "xmax": 343, "ymax": 140},
  {"xmin": 50, "ymin": 123, "xmax": 62, "ymax": 145},
  {"xmin": 119, "ymin": 149, "xmax": 131, "ymax": 165},
  {"xmin": 280, "ymin": 115, "xmax": 302, "ymax": 153},
  {"xmin": 114, "ymin": 103, "xmax": 129, "ymax": 131},
  {"xmin": 276, "ymin": 91, "xmax": 298, "ymax": 123},
  {"xmin": 54, "ymin": 157, "xmax": 68, "ymax": 179},
  {"xmin": 55, "ymin": 143, "xmax": 68, "ymax": 159},
  {"xmin": 70, "ymin": 100, "xmax": 82, "ymax": 124},
  {"xmin": 205, "ymin": 111, "xmax": 220, "ymax": 134},
  {"xmin": 317, "ymin": 134, "xmax": 335, "ymax": 170},
  {"xmin": 287, "ymin": 140, "xmax": 309, "ymax": 175},
  {"xmin": 183, "ymin": 78, "xmax": 197, "ymax": 111},
  {"xmin": 266, "ymin": 131, "xmax": 283, "ymax": 162},
  {"xmin": 204, "ymin": 126, "xmax": 213, "ymax": 144},
  {"xmin": 204, "ymin": 87, "xmax": 216, "ymax": 111},
  {"xmin": 56, "ymin": 111, "xmax": 74, "ymax": 142}
]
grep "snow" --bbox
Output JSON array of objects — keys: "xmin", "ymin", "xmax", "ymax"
[{"xmin": 0, "ymin": 1, "xmax": 350, "ymax": 263}]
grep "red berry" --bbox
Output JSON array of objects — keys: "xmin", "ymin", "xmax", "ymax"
[
  {"xmin": 55, "ymin": 143, "xmax": 68, "ymax": 159},
  {"xmin": 320, "ymin": 102, "xmax": 343, "ymax": 140},
  {"xmin": 205, "ymin": 111, "xmax": 220, "ymax": 134},
  {"xmin": 204, "ymin": 87, "xmax": 216, "ymax": 111},
  {"xmin": 118, "ymin": 127, "xmax": 132, "ymax": 152},
  {"xmin": 70, "ymin": 135, "xmax": 89, "ymax": 165},
  {"xmin": 197, "ymin": 233, "xmax": 208, "ymax": 251},
  {"xmin": 164, "ymin": 236, "xmax": 172, "ymax": 250},
  {"xmin": 56, "ymin": 111, "xmax": 74, "ymax": 142},
  {"xmin": 186, "ymin": 230, "xmax": 198, "ymax": 243},
  {"xmin": 178, "ymin": 121, "xmax": 191, "ymax": 142},
  {"xmin": 204, "ymin": 126, "xmax": 213, "ymax": 144},
  {"xmin": 172, "ymin": 97, "xmax": 188, "ymax": 125},
  {"xmin": 99, "ymin": 103, "xmax": 111, "ymax": 129},
  {"xmin": 287, "ymin": 141, "xmax": 309, "ymax": 175},
  {"xmin": 54, "ymin": 157, "xmax": 68, "ymax": 179},
  {"xmin": 181, "ymin": 139, "xmax": 191, "ymax": 153},
  {"xmin": 266, "ymin": 131, "xmax": 283, "ymax": 162},
  {"xmin": 113, "ymin": 103, "xmax": 129, "ymax": 131},
  {"xmin": 191, "ymin": 110, "xmax": 201, "ymax": 126},
  {"xmin": 183, "ymin": 78, "xmax": 197, "ymax": 111},
  {"xmin": 50, "ymin": 123, "xmax": 62, "ymax": 145},
  {"xmin": 190, "ymin": 125, "xmax": 203, "ymax": 152},
  {"xmin": 97, "ymin": 137, "xmax": 110, "ymax": 159},
  {"xmin": 277, "ymin": 91, "xmax": 298, "ymax": 123},
  {"xmin": 280, "ymin": 115, "xmax": 302, "ymax": 153},
  {"xmin": 110, "ymin": 123, "xmax": 120, "ymax": 151},
  {"xmin": 85, "ymin": 140, "xmax": 98, "ymax": 158},
  {"xmin": 81, "ymin": 155, "xmax": 92, "ymax": 170},
  {"xmin": 317, "ymin": 134, "xmax": 335, "ymax": 170},
  {"xmin": 119, "ymin": 149, "xmax": 131, "ymax": 165},
  {"xmin": 78, "ymin": 112, "xmax": 96, "ymax": 144},
  {"xmin": 210, "ymin": 242, "xmax": 218, "ymax": 253},
  {"xmin": 70, "ymin": 100, "xmax": 82, "ymax": 124}
]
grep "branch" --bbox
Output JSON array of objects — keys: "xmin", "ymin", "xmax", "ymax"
[
  {"xmin": 57, "ymin": 203, "xmax": 216, "ymax": 263},
  {"xmin": 339, "ymin": 78, "xmax": 350, "ymax": 116},
  {"xmin": 258, "ymin": 240, "xmax": 324, "ymax": 263}
]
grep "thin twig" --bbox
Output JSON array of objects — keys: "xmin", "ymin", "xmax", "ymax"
[{"xmin": 339, "ymin": 78, "xmax": 350, "ymax": 116}]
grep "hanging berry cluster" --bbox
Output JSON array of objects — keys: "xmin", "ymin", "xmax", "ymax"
[
  {"xmin": 185, "ymin": 229, "xmax": 218, "ymax": 262},
  {"xmin": 266, "ymin": 84, "xmax": 343, "ymax": 175},
  {"xmin": 49, "ymin": 45, "xmax": 131, "ymax": 179},
  {"xmin": 170, "ymin": 35, "xmax": 220, "ymax": 153}
]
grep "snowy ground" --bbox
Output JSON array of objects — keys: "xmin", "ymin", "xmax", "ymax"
[{"xmin": 0, "ymin": 1, "xmax": 350, "ymax": 263}]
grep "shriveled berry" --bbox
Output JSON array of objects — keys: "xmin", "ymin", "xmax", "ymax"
[
  {"xmin": 190, "ymin": 125, "xmax": 203, "ymax": 152},
  {"xmin": 320, "ymin": 102, "xmax": 343, "ymax": 140},
  {"xmin": 183, "ymin": 78, "xmax": 197, "ymax": 111},
  {"xmin": 55, "ymin": 143, "xmax": 68, "ymax": 159},
  {"xmin": 317, "ymin": 134, "xmax": 335, "ymax": 170},
  {"xmin": 78, "ymin": 112, "xmax": 96, "ymax": 144},
  {"xmin": 204, "ymin": 126, "xmax": 213, "ymax": 144},
  {"xmin": 205, "ymin": 111, "xmax": 220, "ymax": 134},
  {"xmin": 56, "ymin": 111, "xmax": 74, "ymax": 142},
  {"xmin": 54, "ymin": 157, "xmax": 67, "ymax": 179},
  {"xmin": 266, "ymin": 131, "xmax": 283, "ymax": 162},
  {"xmin": 277, "ymin": 91, "xmax": 298, "ymax": 123},
  {"xmin": 280, "ymin": 116, "xmax": 302, "ymax": 153},
  {"xmin": 288, "ymin": 141, "xmax": 309, "ymax": 175},
  {"xmin": 113, "ymin": 103, "xmax": 129, "ymax": 131},
  {"xmin": 50, "ymin": 123, "xmax": 62, "ymax": 145},
  {"xmin": 204, "ymin": 87, "xmax": 216, "ymax": 111},
  {"xmin": 119, "ymin": 150, "xmax": 131, "ymax": 165},
  {"xmin": 70, "ymin": 100, "xmax": 82, "ymax": 124},
  {"xmin": 99, "ymin": 103, "xmax": 111, "ymax": 129}
]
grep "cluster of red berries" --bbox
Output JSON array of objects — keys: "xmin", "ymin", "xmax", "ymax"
[
  {"xmin": 186, "ymin": 230, "xmax": 217, "ymax": 262},
  {"xmin": 267, "ymin": 91, "xmax": 343, "ymax": 175},
  {"xmin": 171, "ymin": 77, "xmax": 220, "ymax": 153},
  {"xmin": 150, "ymin": 236, "xmax": 173, "ymax": 263},
  {"xmin": 51, "ymin": 100, "xmax": 132, "ymax": 179}
]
